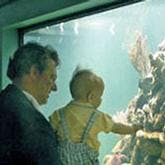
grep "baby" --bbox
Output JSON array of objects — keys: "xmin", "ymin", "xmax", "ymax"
[{"xmin": 50, "ymin": 68, "xmax": 141, "ymax": 165}]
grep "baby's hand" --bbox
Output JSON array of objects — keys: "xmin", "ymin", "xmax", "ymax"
[{"xmin": 132, "ymin": 124, "xmax": 143, "ymax": 133}]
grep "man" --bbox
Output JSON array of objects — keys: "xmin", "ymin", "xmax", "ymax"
[{"xmin": 0, "ymin": 43, "xmax": 60, "ymax": 164}]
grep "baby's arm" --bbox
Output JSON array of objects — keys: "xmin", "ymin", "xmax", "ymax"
[{"xmin": 111, "ymin": 122, "xmax": 142, "ymax": 135}]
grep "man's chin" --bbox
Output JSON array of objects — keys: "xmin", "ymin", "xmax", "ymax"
[{"xmin": 39, "ymin": 98, "xmax": 48, "ymax": 105}]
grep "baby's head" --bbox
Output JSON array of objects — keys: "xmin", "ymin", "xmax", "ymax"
[{"xmin": 69, "ymin": 69, "xmax": 104, "ymax": 108}]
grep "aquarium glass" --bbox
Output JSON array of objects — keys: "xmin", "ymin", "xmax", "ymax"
[{"xmin": 24, "ymin": 0, "xmax": 165, "ymax": 163}]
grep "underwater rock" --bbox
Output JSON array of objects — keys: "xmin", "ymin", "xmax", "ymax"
[{"xmin": 109, "ymin": 33, "xmax": 165, "ymax": 165}]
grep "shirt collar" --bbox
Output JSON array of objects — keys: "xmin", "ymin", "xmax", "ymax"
[
  {"xmin": 23, "ymin": 90, "xmax": 41, "ymax": 111},
  {"xmin": 70, "ymin": 100, "xmax": 95, "ymax": 110}
]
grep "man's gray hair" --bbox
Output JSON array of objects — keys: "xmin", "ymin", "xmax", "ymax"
[{"xmin": 7, "ymin": 42, "xmax": 60, "ymax": 80}]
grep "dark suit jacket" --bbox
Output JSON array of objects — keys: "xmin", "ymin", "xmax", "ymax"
[{"xmin": 0, "ymin": 84, "xmax": 59, "ymax": 165}]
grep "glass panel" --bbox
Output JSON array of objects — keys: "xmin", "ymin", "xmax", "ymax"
[{"xmin": 24, "ymin": 0, "xmax": 165, "ymax": 163}]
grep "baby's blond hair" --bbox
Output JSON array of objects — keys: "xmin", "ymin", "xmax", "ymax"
[{"xmin": 69, "ymin": 69, "xmax": 104, "ymax": 100}]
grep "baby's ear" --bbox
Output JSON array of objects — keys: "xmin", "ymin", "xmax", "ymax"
[{"xmin": 87, "ymin": 91, "xmax": 94, "ymax": 102}]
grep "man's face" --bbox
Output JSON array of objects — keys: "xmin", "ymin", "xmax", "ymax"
[{"xmin": 35, "ymin": 58, "xmax": 57, "ymax": 105}]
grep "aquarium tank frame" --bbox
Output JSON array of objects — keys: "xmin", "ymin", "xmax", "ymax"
[{"xmin": 18, "ymin": 0, "xmax": 144, "ymax": 45}]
